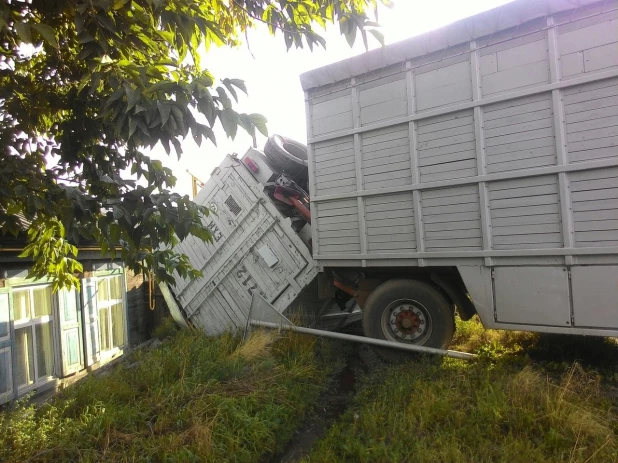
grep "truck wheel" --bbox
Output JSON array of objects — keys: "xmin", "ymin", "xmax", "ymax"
[
  {"xmin": 264, "ymin": 135, "xmax": 309, "ymax": 180},
  {"xmin": 362, "ymin": 279, "xmax": 454, "ymax": 362}
]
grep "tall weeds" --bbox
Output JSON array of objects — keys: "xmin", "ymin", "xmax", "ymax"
[
  {"xmin": 0, "ymin": 327, "xmax": 333, "ymax": 463},
  {"xmin": 305, "ymin": 317, "xmax": 618, "ymax": 463}
]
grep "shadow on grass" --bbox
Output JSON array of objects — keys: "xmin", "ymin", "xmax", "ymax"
[{"xmin": 303, "ymin": 316, "xmax": 618, "ymax": 463}]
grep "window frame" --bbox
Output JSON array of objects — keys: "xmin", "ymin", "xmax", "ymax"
[
  {"xmin": 11, "ymin": 284, "xmax": 58, "ymax": 394},
  {"xmin": 94, "ymin": 273, "xmax": 128, "ymax": 361}
]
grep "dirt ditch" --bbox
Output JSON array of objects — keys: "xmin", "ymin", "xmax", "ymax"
[{"xmin": 273, "ymin": 343, "xmax": 378, "ymax": 463}]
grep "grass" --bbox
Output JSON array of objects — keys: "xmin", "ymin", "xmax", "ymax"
[
  {"xmin": 0, "ymin": 321, "xmax": 340, "ymax": 463},
  {"xmin": 4, "ymin": 316, "xmax": 618, "ymax": 462},
  {"xmin": 304, "ymin": 316, "xmax": 618, "ymax": 463}
]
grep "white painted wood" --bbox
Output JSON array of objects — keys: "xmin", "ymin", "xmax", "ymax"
[
  {"xmin": 546, "ymin": 14, "xmax": 575, "ymax": 253},
  {"xmin": 419, "ymin": 140, "xmax": 475, "ymax": 160},
  {"xmin": 316, "ymin": 213, "xmax": 359, "ymax": 225},
  {"xmin": 365, "ymin": 209, "xmax": 414, "ymax": 221},
  {"xmin": 308, "ymin": 68, "xmax": 618, "ymax": 144},
  {"xmin": 487, "ymin": 154, "xmax": 557, "ymax": 174},
  {"xmin": 81, "ymin": 278, "xmax": 100, "ymax": 367},
  {"xmin": 314, "ymin": 138, "xmax": 354, "ymax": 154},
  {"xmin": 482, "ymin": 61, "xmax": 550, "ymax": 96},
  {"xmin": 584, "ymin": 42, "xmax": 618, "ymax": 73},
  {"xmin": 563, "ymin": 79, "xmax": 618, "ymax": 102},
  {"xmin": 566, "ymin": 104, "xmax": 618, "ymax": 125},
  {"xmin": 496, "ymin": 39, "xmax": 548, "ymax": 72},
  {"xmin": 359, "ymin": 79, "xmax": 407, "ymax": 107},
  {"xmin": 557, "ymin": 19, "xmax": 618, "ymax": 56},
  {"xmin": 417, "ymin": 82, "xmax": 473, "ymax": 111},
  {"xmin": 415, "ymin": 60, "xmax": 471, "ymax": 91},
  {"xmin": 485, "ymin": 107, "xmax": 553, "ymax": 130},
  {"xmin": 484, "ymin": 93, "xmax": 552, "ymax": 117},
  {"xmin": 351, "ymin": 78, "xmax": 368, "ymax": 266},
  {"xmin": 311, "ymin": 94, "xmax": 352, "ymax": 119},
  {"xmin": 312, "ymin": 112, "xmax": 354, "ymax": 136},
  {"xmin": 363, "ymin": 151, "xmax": 410, "ymax": 169},
  {"xmin": 471, "ymin": 41, "xmax": 493, "ymax": 262},
  {"xmin": 417, "ymin": 114, "xmax": 474, "ymax": 135},
  {"xmin": 561, "ymin": 51, "xmax": 585, "ymax": 78},
  {"xmin": 480, "ymin": 53, "xmax": 497, "ymax": 76},
  {"xmin": 363, "ymin": 160, "xmax": 413, "ymax": 176},
  {"xmin": 362, "ymin": 142, "xmax": 410, "ymax": 160}
]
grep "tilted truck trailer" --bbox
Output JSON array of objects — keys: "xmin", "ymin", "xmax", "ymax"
[{"xmin": 169, "ymin": 0, "xmax": 618, "ymax": 360}]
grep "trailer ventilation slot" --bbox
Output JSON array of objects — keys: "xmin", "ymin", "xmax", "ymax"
[{"xmin": 225, "ymin": 195, "xmax": 242, "ymax": 216}]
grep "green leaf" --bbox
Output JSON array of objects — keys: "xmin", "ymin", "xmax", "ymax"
[
  {"xmin": 157, "ymin": 101, "xmax": 171, "ymax": 126},
  {"xmin": 216, "ymin": 87, "xmax": 232, "ymax": 109},
  {"xmin": 197, "ymin": 94, "xmax": 215, "ymax": 126},
  {"xmin": 14, "ymin": 22, "xmax": 31, "ymax": 43},
  {"xmin": 249, "ymin": 113, "xmax": 268, "ymax": 137},
  {"xmin": 113, "ymin": 0, "xmax": 130, "ymax": 9},
  {"xmin": 344, "ymin": 22, "xmax": 357, "ymax": 47},
  {"xmin": 32, "ymin": 24, "xmax": 58, "ymax": 49},
  {"xmin": 222, "ymin": 79, "xmax": 238, "ymax": 102},
  {"xmin": 369, "ymin": 29, "xmax": 385, "ymax": 46},
  {"xmin": 198, "ymin": 124, "xmax": 216, "ymax": 145},
  {"xmin": 220, "ymin": 109, "xmax": 238, "ymax": 139},
  {"xmin": 192, "ymin": 126, "xmax": 202, "ymax": 147},
  {"xmin": 105, "ymin": 88, "xmax": 126, "ymax": 108},
  {"xmin": 128, "ymin": 117, "xmax": 138, "ymax": 137},
  {"xmin": 14, "ymin": 185, "xmax": 28, "ymax": 197},
  {"xmin": 124, "ymin": 84, "xmax": 140, "ymax": 111}
]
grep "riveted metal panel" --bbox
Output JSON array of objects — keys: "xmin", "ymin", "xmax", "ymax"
[
  {"xmin": 170, "ymin": 155, "xmax": 317, "ymax": 335},
  {"xmin": 571, "ymin": 266, "xmax": 618, "ymax": 328},
  {"xmin": 494, "ymin": 267, "xmax": 571, "ymax": 326}
]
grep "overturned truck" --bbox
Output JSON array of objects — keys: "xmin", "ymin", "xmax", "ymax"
[{"xmin": 168, "ymin": 0, "xmax": 618, "ymax": 360}]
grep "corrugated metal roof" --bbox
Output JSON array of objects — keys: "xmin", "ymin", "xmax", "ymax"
[{"xmin": 300, "ymin": 0, "xmax": 602, "ymax": 90}]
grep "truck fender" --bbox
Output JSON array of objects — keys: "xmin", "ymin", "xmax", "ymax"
[{"xmin": 430, "ymin": 273, "xmax": 476, "ymax": 321}]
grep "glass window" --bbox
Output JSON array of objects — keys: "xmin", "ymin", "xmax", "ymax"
[
  {"xmin": 97, "ymin": 280, "xmax": 109, "ymax": 304},
  {"xmin": 111, "ymin": 303, "xmax": 124, "ymax": 348},
  {"xmin": 0, "ymin": 348, "xmax": 11, "ymax": 395},
  {"xmin": 99, "ymin": 308, "xmax": 110, "ymax": 352},
  {"xmin": 15, "ymin": 327, "xmax": 34, "ymax": 387},
  {"xmin": 14, "ymin": 290, "xmax": 30, "ymax": 321},
  {"xmin": 110, "ymin": 276, "xmax": 122, "ymax": 300},
  {"xmin": 0, "ymin": 294, "xmax": 9, "ymax": 339},
  {"xmin": 13, "ymin": 285, "xmax": 56, "ymax": 391},
  {"xmin": 33, "ymin": 287, "xmax": 52, "ymax": 318},
  {"xmin": 96, "ymin": 275, "xmax": 126, "ymax": 353},
  {"xmin": 35, "ymin": 322, "xmax": 54, "ymax": 379}
]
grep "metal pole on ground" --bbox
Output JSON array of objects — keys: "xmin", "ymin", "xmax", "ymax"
[{"xmin": 250, "ymin": 320, "xmax": 476, "ymax": 361}]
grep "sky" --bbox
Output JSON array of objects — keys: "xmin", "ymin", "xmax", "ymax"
[{"xmin": 148, "ymin": 0, "xmax": 514, "ymax": 197}]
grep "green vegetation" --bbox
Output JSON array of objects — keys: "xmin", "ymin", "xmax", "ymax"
[
  {"xmin": 0, "ymin": 0, "xmax": 385, "ymax": 290},
  {"xmin": 305, "ymin": 317, "xmax": 618, "ymax": 463},
  {"xmin": 0, "ymin": 327, "xmax": 338, "ymax": 462},
  {"xmin": 4, "ymin": 316, "xmax": 618, "ymax": 462}
]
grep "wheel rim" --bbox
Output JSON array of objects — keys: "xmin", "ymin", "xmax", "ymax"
[{"xmin": 380, "ymin": 299, "xmax": 433, "ymax": 345}]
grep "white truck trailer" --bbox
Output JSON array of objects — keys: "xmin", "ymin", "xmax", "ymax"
[{"xmin": 170, "ymin": 0, "xmax": 618, "ymax": 360}]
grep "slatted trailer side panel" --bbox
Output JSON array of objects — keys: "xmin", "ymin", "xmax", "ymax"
[{"xmin": 302, "ymin": 0, "xmax": 618, "ymax": 335}]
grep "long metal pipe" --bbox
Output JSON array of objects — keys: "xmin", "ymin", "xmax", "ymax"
[{"xmin": 250, "ymin": 320, "xmax": 476, "ymax": 360}]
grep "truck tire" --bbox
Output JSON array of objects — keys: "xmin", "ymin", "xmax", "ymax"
[
  {"xmin": 264, "ymin": 135, "xmax": 309, "ymax": 180},
  {"xmin": 362, "ymin": 279, "xmax": 455, "ymax": 362}
]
